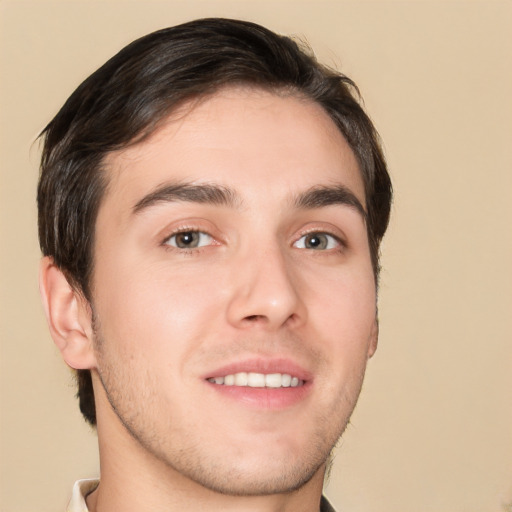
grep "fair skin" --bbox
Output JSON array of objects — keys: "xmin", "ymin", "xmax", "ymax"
[{"xmin": 40, "ymin": 87, "xmax": 378, "ymax": 512}]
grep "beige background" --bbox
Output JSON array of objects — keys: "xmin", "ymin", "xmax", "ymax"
[{"xmin": 1, "ymin": 1, "xmax": 511, "ymax": 511}]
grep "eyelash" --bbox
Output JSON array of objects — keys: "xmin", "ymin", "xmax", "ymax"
[
  {"xmin": 162, "ymin": 228, "xmax": 216, "ymax": 253},
  {"xmin": 293, "ymin": 231, "xmax": 344, "ymax": 251},
  {"xmin": 161, "ymin": 227, "xmax": 345, "ymax": 254}
]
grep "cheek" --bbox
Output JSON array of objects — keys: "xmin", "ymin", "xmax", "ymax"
[
  {"xmin": 312, "ymin": 280, "xmax": 375, "ymax": 411},
  {"xmin": 92, "ymin": 256, "xmax": 225, "ymax": 360},
  {"xmin": 309, "ymin": 266, "xmax": 376, "ymax": 361}
]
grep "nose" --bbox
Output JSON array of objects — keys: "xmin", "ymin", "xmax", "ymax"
[{"xmin": 225, "ymin": 244, "xmax": 306, "ymax": 331}]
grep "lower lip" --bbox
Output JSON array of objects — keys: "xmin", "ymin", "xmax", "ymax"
[{"xmin": 205, "ymin": 381, "xmax": 312, "ymax": 409}]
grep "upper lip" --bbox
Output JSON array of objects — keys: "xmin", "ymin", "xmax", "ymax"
[{"xmin": 203, "ymin": 357, "xmax": 313, "ymax": 382}]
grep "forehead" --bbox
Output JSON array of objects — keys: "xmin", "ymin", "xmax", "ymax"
[{"xmin": 102, "ymin": 86, "xmax": 365, "ymax": 212}]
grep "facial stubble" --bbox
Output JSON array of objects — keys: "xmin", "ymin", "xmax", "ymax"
[{"xmin": 91, "ymin": 316, "xmax": 368, "ymax": 497}]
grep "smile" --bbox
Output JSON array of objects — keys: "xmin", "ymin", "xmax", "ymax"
[{"xmin": 207, "ymin": 372, "xmax": 304, "ymax": 388}]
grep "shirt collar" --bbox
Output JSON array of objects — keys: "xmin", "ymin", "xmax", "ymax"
[
  {"xmin": 67, "ymin": 479, "xmax": 99, "ymax": 512},
  {"xmin": 67, "ymin": 479, "xmax": 337, "ymax": 511}
]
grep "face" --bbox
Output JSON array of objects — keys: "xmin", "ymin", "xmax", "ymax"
[{"xmin": 89, "ymin": 87, "xmax": 377, "ymax": 495}]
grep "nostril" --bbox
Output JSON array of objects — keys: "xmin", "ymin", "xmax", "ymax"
[{"xmin": 245, "ymin": 315, "xmax": 264, "ymax": 322}]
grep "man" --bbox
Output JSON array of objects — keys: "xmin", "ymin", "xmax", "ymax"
[{"xmin": 37, "ymin": 18, "xmax": 392, "ymax": 511}]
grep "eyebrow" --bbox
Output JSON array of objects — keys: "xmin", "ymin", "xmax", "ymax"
[
  {"xmin": 132, "ymin": 181, "xmax": 366, "ymax": 220},
  {"xmin": 133, "ymin": 182, "xmax": 240, "ymax": 214},
  {"xmin": 293, "ymin": 185, "xmax": 367, "ymax": 220}
]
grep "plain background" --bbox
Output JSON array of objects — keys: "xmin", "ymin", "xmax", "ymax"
[{"xmin": 1, "ymin": 1, "xmax": 511, "ymax": 511}]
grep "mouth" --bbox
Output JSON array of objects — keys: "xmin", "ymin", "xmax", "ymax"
[
  {"xmin": 207, "ymin": 372, "xmax": 304, "ymax": 388},
  {"xmin": 203, "ymin": 359, "xmax": 311, "ymax": 409}
]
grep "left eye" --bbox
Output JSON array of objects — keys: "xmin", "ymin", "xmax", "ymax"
[
  {"xmin": 293, "ymin": 232, "xmax": 340, "ymax": 250},
  {"xmin": 165, "ymin": 231, "xmax": 213, "ymax": 249}
]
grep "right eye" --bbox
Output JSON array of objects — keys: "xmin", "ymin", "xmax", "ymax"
[
  {"xmin": 293, "ymin": 232, "xmax": 341, "ymax": 251},
  {"xmin": 164, "ymin": 231, "xmax": 213, "ymax": 249}
]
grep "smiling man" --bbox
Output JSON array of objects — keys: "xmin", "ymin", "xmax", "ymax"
[{"xmin": 37, "ymin": 18, "xmax": 392, "ymax": 512}]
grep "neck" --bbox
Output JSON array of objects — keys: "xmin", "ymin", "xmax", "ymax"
[
  {"xmin": 88, "ymin": 471, "xmax": 325, "ymax": 512},
  {"xmin": 88, "ymin": 443, "xmax": 326, "ymax": 512},
  {"xmin": 89, "ymin": 390, "xmax": 326, "ymax": 512}
]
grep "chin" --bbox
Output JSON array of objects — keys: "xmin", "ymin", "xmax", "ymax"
[
  {"xmin": 170, "ymin": 454, "xmax": 327, "ymax": 497},
  {"xmin": 147, "ymin": 425, "xmax": 339, "ymax": 497}
]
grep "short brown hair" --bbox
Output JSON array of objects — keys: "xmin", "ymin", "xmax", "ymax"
[{"xmin": 38, "ymin": 18, "xmax": 392, "ymax": 425}]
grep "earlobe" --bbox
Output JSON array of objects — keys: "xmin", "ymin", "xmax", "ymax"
[
  {"xmin": 367, "ymin": 317, "xmax": 379, "ymax": 359},
  {"xmin": 39, "ymin": 257, "xmax": 97, "ymax": 370}
]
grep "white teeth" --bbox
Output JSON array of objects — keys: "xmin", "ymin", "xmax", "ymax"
[
  {"xmin": 208, "ymin": 372, "xmax": 303, "ymax": 388},
  {"xmin": 248, "ymin": 372, "xmax": 265, "ymax": 387},
  {"xmin": 265, "ymin": 373, "xmax": 283, "ymax": 388},
  {"xmin": 234, "ymin": 372, "xmax": 248, "ymax": 386},
  {"xmin": 281, "ymin": 374, "xmax": 292, "ymax": 387}
]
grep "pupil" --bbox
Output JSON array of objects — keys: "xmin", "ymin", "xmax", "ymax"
[
  {"xmin": 306, "ymin": 234, "xmax": 326, "ymax": 249},
  {"xmin": 177, "ymin": 232, "xmax": 197, "ymax": 247}
]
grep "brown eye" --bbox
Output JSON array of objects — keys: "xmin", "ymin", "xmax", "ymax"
[
  {"xmin": 294, "ymin": 232, "xmax": 339, "ymax": 250},
  {"xmin": 166, "ymin": 231, "xmax": 212, "ymax": 249}
]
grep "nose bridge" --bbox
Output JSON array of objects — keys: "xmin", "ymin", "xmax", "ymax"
[{"xmin": 226, "ymin": 238, "xmax": 304, "ymax": 329}]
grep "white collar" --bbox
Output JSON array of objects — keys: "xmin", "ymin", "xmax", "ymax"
[
  {"xmin": 66, "ymin": 478, "xmax": 336, "ymax": 511},
  {"xmin": 67, "ymin": 479, "xmax": 99, "ymax": 512}
]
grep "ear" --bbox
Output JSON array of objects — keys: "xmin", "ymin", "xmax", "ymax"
[
  {"xmin": 367, "ymin": 317, "xmax": 379, "ymax": 359},
  {"xmin": 39, "ymin": 257, "xmax": 97, "ymax": 370}
]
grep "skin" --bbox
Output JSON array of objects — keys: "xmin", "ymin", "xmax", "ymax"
[{"xmin": 40, "ymin": 87, "xmax": 378, "ymax": 512}]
